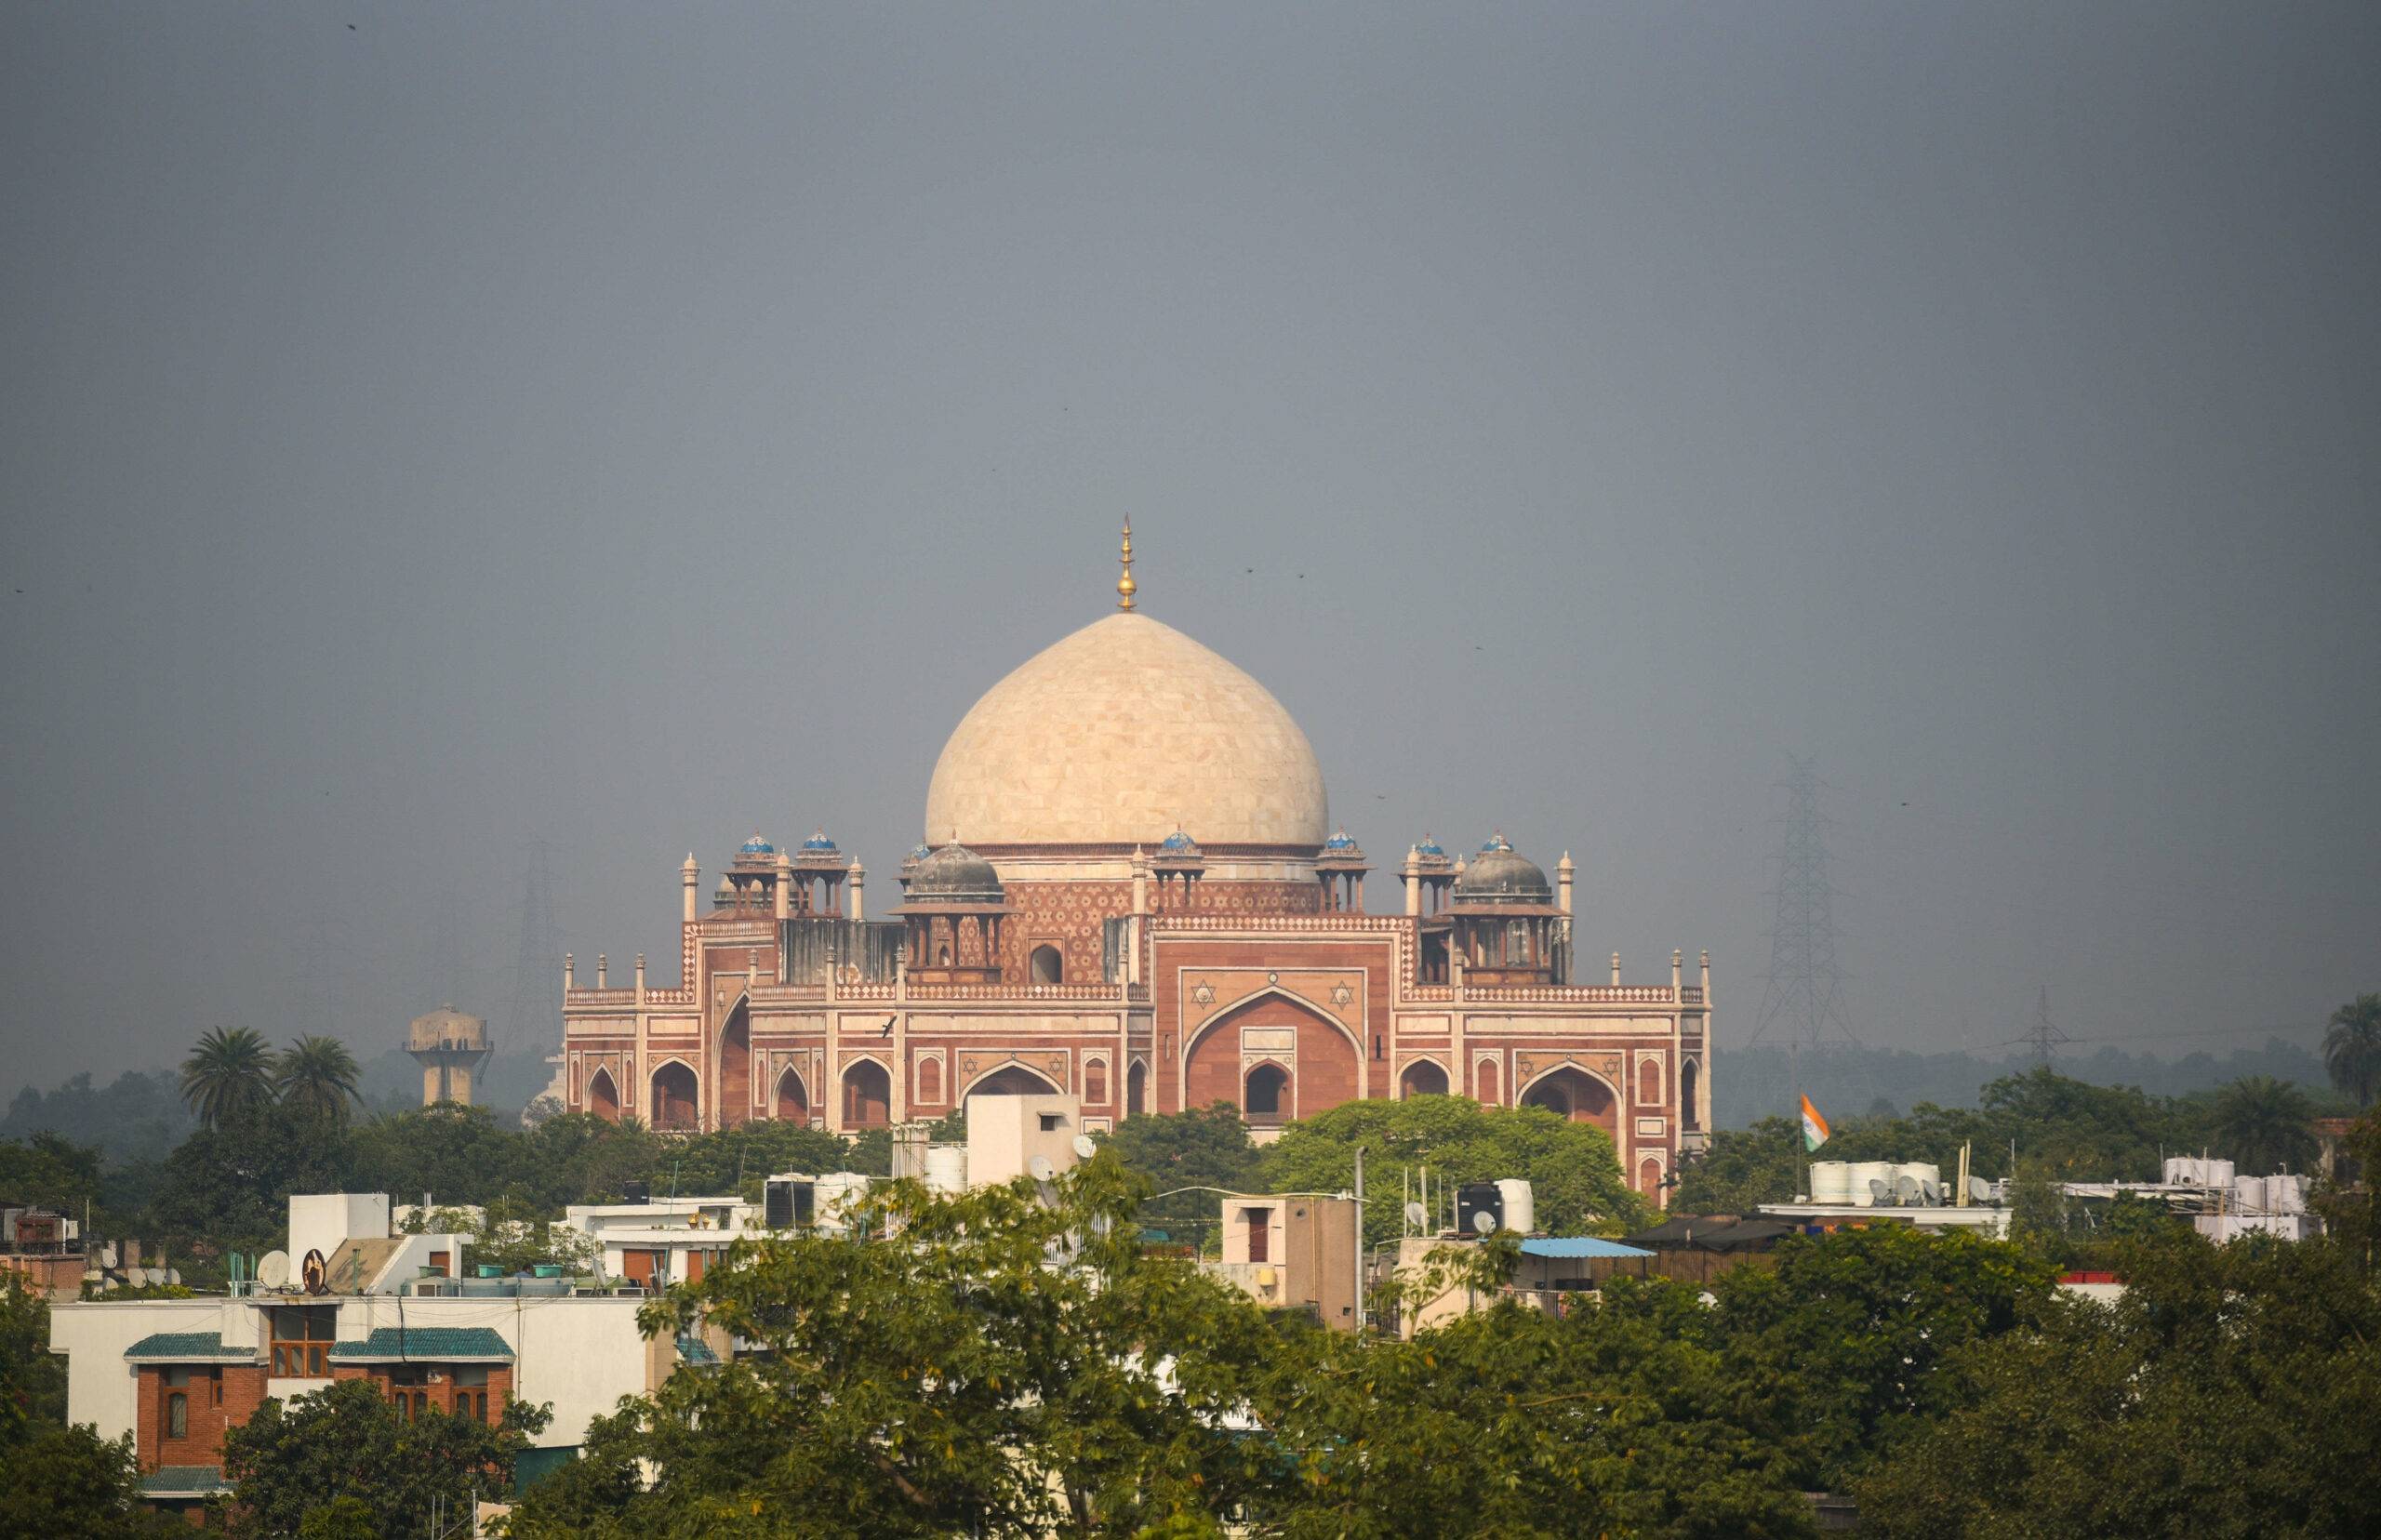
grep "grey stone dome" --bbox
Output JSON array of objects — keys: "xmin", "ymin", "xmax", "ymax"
[
  {"xmin": 1452, "ymin": 844, "xmax": 1553, "ymax": 906},
  {"xmin": 905, "ymin": 843, "xmax": 1005, "ymax": 905}
]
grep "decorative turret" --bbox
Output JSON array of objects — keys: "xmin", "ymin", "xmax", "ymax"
[
  {"xmin": 888, "ymin": 842, "xmax": 1011, "ymax": 982},
  {"xmin": 1315, "ymin": 827, "xmax": 1368, "ymax": 912}
]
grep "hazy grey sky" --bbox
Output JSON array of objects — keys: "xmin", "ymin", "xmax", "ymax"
[{"xmin": 4, "ymin": 3, "xmax": 2376, "ymax": 1093}]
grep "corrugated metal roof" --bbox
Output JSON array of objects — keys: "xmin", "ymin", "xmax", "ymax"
[
  {"xmin": 124, "ymin": 1333, "xmax": 258, "ymax": 1362},
  {"xmin": 674, "ymin": 1333, "xmax": 719, "ymax": 1365},
  {"xmin": 328, "ymin": 1326, "xmax": 513, "ymax": 1362},
  {"xmin": 140, "ymin": 1465, "xmax": 232, "ymax": 1496},
  {"xmin": 1518, "ymin": 1237, "xmax": 1655, "ymax": 1260}
]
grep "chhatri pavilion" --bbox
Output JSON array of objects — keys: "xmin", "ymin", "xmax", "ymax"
[{"xmin": 560, "ymin": 527, "xmax": 1712, "ymax": 1201}]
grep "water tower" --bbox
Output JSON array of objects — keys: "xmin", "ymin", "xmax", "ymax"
[{"xmin": 408, "ymin": 1005, "xmax": 491, "ymax": 1106}]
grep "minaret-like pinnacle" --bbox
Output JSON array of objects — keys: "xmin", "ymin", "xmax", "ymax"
[{"xmin": 1116, "ymin": 516, "xmax": 1137, "ymax": 610}]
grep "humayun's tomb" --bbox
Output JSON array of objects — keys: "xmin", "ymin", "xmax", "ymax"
[{"xmin": 560, "ymin": 526, "xmax": 1712, "ymax": 1201}]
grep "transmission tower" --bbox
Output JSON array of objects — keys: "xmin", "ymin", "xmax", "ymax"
[
  {"xmin": 499, "ymin": 842, "xmax": 562, "ymax": 1055},
  {"xmin": 1749, "ymin": 759, "xmax": 1859, "ymax": 1051},
  {"xmin": 2021, "ymin": 985, "xmax": 2069, "ymax": 1063}
]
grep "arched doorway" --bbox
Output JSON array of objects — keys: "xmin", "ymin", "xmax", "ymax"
[
  {"xmin": 916, "ymin": 1057, "xmax": 942, "ymax": 1106},
  {"xmin": 774, "ymin": 1065, "xmax": 809, "ymax": 1122},
  {"xmin": 1519, "ymin": 1067, "xmax": 1617, "ymax": 1134},
  {"xmin": 1084, "ymin": 1057, "xmax": 1109, "ymax": 1105},
  {"xmin": 1475, "ymin": 1057, "xmax": 1501, "ymax": 1106},
  {"xmin": 965, "ymin": 1063, "xmax": 1061, "ymax": 1098},
  {"xmin": 1126, "ymin": 1059, "xmax": 1147, "ymax": 1116},
  {"xmin": 1030, "ymin": 945, "xmax": 1062, "ymax": 985},
  {"xmin": 842, "ymin": 1060, "xmax": 890, "ymax": 1128},
  {"xmin": 1244, "ymin": 1063, "xmax": 1290, "ymax": 1124},
  {"xmin": 1639, "ymin": 1157, "xmax": 1665, "ymax": 1201},
  {"xmin": 1181, "ymin": 992, "xmax": 1359, "ymax": 1123},
  {"xmin": 587, "ymin": 1068, "xmax": 620, "ymax": 1122},
  {"xmin": 719, "ymin": 1002, "xmax": 751, "ymax": 1129},
  {"xmin": 1637, "ymin": 1057, "xmax": 1661, "ymax": 1107},
  {"xmin": 1680, "ymin": 1058, "xmax": 1700, "ymax": 1130},
  {"xmin": 650, "ymin": 1062, "xmax": 699, "ymax": 1132},
  {"xmin": 1399, "ymin": 1059, "xmax": 1449, "ymax": 1098}
]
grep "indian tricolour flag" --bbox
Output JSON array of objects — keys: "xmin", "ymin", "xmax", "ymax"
[{"xmin": 1800, "ymin": 1094, "xmax": 1831, "ymax": 1152}]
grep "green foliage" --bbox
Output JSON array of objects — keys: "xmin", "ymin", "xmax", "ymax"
[
  {"xmin": 1258, "ymin": 1095, "xmax": 1648, "ymax": 1248},
  {"xmin": 273, "ymin": 1035, "xmax": 364, "ymax": 1126},
  {"xmin": 1856, "ymin": 1230, "xmax": 2381, "ymax": 1538},
  {"xmin": 0, "ymin": 1422, "xmax": 188, "ymax": 1538},
  {"xmin": 1669, "ymin": 1115, "xmax": 1801, "ymax": 1213},
  {"xmin": 1100, "ymin": 1102, "xmax": 1265, "ymax": 1251},
  {"xmin": 0, "ymin": 1069, "xmax": 193, "ymax": 1164},
  {"xmin": 0, "ymin": 1133, "xmax": 105, "ymax": 1226},
  {"xmin": 2195, "ymin": 1073, "xmax": 2319, "ymax": 1175},
  {"xmin": 1, "ymin": 1272, "xmax": 68, "ymax": 1443},
  {"xmin": 2323, "ymin": 992, "xmax": 2381, "ymax": 1108},
  {"xmin": 295, "ymin": 1495, "xmax": 379, "ymax": 1539},
  {"xmin": 1710, "ymin": 1224, "xmax": 2059, "ymax": 1490},
  {"xmin": 219, "ymin": 1375, "xmax": 551, "ymax": 1538},
  {"xmin": 506, "ymin": 1157, "xmax": 1297, "ymax": 1538},
  {"xmin": 179, "ymin": 1026, "xmax": 279, "ymax": 1129}
]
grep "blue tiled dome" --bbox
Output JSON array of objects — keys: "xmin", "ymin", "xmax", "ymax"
[
  {"xmin": 1415, "ymin": 834, "xmax": 1446, "ymax": 858},
  {"xmin": 800, "ymin": 828, "xmax": 838, "ymax": 853},
  {"xmin": 739, "ymin": 834, "xmax": 775, "ymax": 856},
  {"xmin": 1479, "ymin": 832, "xmax": 1513, "ymax": 854},
  {"xmin": 1322, "ymin": 828, "xmax": 1359, "ymax": 852},
  {"xmin": 906, "ymin": 843, "xmax": 934, "ymax": 864},
  {"xmin": 1159, "ymin": 827, "xmax": 1199, "ymax": 853}
]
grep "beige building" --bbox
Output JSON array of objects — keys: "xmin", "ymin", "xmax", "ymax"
[{"xmin": 407, "ymin": 1005, "xmax": 490, "ymax": 1106}]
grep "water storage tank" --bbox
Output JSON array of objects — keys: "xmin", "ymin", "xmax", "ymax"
[
  {"xmin": 1849, "ymin": 1162, "xmax": 1896, "ymax": 1208},
  {"xmin": 2270, "ymin": 1174, "xmax": 2307, "ymax": 1214},
  {"xmin": 2162, "ymin": 1157, "xmax": 2191, "ymax": 1186},
  {"xmin": 1495, "ymin": 1179, "xmax": 1536, "ymax": 1235},
  {"xmin": 1809, "ymin": 1162, "xmax": 1854, "ymax": 1205},
  {"xmin": 1901, "ymin": 1162, "xmax": 1942, "ymax": 1190},
  {"xmin": 2232, "ymin": 1175, "xmax": 2268, "ymax": 1213},
  {"xmin": 2207, "ymin": 1159, "xmax": 2236, "ymax": 1188},
  {"xmin": 924, "ymin": 1145, "xmax": 968, "ymax": 1196},
  {"xmin": 811, "ymin": 1173, "xmax": 872, "ymax": 1234}
]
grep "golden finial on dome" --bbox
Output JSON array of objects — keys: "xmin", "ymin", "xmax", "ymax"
[{"xmin": 1116, "ymin": 516, "xmax": 1137, "ymax": 611}]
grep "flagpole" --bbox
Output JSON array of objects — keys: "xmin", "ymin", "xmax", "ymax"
[{"xmin": 1791, "ymin": 1039, "xmax": 1807, "ymax": 1201}]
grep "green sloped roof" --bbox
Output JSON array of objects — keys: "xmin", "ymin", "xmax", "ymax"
[
  {"xmin": 674, "ymin": 1333, "xmax": 718, "ymax": 1366},
  {"xmin": 124, "ymin": 1333, "xmax": 257, "ymax": 1362},
  {"xmin": 328, "ymin": 1326, "xmax": 512, "ymax": 1362},
  {"xmin": 140, "ymin": 1465, "xmax": 231, "ymax": 1496}
]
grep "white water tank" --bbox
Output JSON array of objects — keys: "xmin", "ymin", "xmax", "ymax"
[
  {"xmin": 1900, "ymin": 1162, "xmax": 1942, "ymax": 1191},
  {"xmin": 2270, "ymin": 1174, "xmax": 2307, "ymax": 1214},
  {"xmin": 1810, "ymin": 1162, "xmax": 1854, "ymax": 1205},
  {"xmin": 924, "ymin": 1145, "xmax": 968, "ymax": 1196},
  {"xmin": 2231, "ymin": 1175, "xmax": 2268, "ymax": 1213},
  {"xmin": 811, "ymin": 1173, "xmax": 872, "ymax": 1233},
  {"xmin": 1849, "ymin": 1162, "xmax": 1895, "ymax": 1208},
  {"xmin": 1495, "ymin": 1179, "xmax": 1536, "ymax": 1235}
]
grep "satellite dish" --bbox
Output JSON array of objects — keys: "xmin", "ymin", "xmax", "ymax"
[
  {"xmin": 1071, "ymin": 1135, "xmax": 1098, "ymax": 1161},
  {"xmin": 1921, "ymin": 1180, "xmax": 1942, "ymax": 1207},
  {"xmin": 166, "ymin": 1268, "xmax": 181, "ymax": 1286},
  {"xmin": 100, "ymin": 1242, "xmax": 118, "ymax": 1270},
  {"xmin": 1471, "ymin": 1210, "xmax": 1497, "ymax": 1235},
  {"xmin": 1894, "ymin": 1175, "xmax": 1922, "ymax": 1206},
  {"xmin": 301, "ymin": 1248, "xmax": 329, "ymax": 1295},
  {"xmin": 1028, "ymin": 1155, "xmax": 1057, "ymax": 1182},
  {"xmin": 1404, "ymin": 1201, "xmax": 1429, "ymax": 1228},
  {"xmin": 1868, "ymin": 1178, "xmax": 1891, "ymax": 1203},
  {"xmin": 258, "ymin": 1251, "xmax": 291, "ymax": 1289},
  {"xmin": 1967, "ymin": 1176, "xmax": 1993, "ymax": 1203}
]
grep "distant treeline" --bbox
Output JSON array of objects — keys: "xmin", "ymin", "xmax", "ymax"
[{"xmin": 1716, "ymin": 1035, "xmax": 2342, "ymax": 1128}]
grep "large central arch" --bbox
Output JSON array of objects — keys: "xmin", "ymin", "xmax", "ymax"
[
  {"xmin": 1182, "ymin": 990, "xmax": 1360, "ymax": 1124},
  {"xmin": 774, "ymin": 1065, "xmax": 809, "ymax": 1122},
  {"xmin": 842, "ymin": 1059, "xmax": 891, "ymax": 1129},
  {"xmin": 1518, "ymin": 1066, "xmax": 1617, "ymax": 1134}
]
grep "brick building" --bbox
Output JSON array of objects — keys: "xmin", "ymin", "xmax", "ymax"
[{"xmin": 562, "ymin": 529, "xmax": 1714, "ymax": 1200}]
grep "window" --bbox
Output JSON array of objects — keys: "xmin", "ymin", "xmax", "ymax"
[
  {"xmin": 916, "ymin": 1057, "xmax": 941, "ymax": 1104},
  {"xmin": 270, "ymin": 1307, "xmax": 336, "ymax": 1377},
  {"xmin": 1084, "ymin": 1058, "xmax": 1108, "ymax": 1104},
  {"xmin": 1244, "ymin": 1063, "xmax": 1288, "ymax": 1119},
  {"xmin": 1030, "ymin": 945, "xmax": 1062, "ymax": 985},
  {"xmin": 455, "ymin": 1366, "xmax": 491, "ymax": 1424},
  {"xmin": 167, "ymin": 1392, "xmax": 188, "ymax": 1440},
  {"xmin": 1244, "ymin": 1208, "xmax": 1270, "ymax": 1264},
  {"xmin": 388, "ymin": 1366, "xmax": 432, "ymax": 1421}
]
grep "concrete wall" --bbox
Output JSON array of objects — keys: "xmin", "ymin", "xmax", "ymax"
[
  {"xmin": 49, "ymin": 1299, "xmax": 246, "ymax": 1442},
  {"xmin": 287, "ymin": 1194, "xmax": 390, "ymax": 1268},
  {"xmin": 965, "ymin": 1094, "xmax": 1083, "ymax": 1187}
]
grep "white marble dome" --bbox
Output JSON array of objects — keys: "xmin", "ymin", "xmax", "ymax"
[{"xmin": 924, "ymin": 613, "xmax": 1329, "ymax": 849}]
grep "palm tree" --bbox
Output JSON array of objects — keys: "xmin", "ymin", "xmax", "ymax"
[
  {"xmin": 179, "ymin": 1027, "xmax": 277, "ymax": 1128},
  {"xmin": 276, "ymin": 1035, "xmax": 363, "ymax": 1124},
  {"xmin": 2204, "ymin": 1075, "xmax": 2319, "ymax": 1175},
  {"xmin": 2324, "ymin": 993, "xmax": 2381, "ymax": 1109}
]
